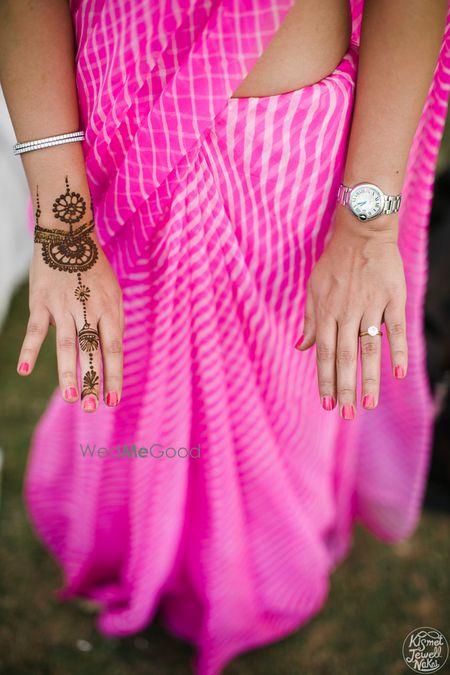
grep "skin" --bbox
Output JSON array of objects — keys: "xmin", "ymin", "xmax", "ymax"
[{"xmin": 0, "ymin": 0, "xmax": 448, "ymax": 416}]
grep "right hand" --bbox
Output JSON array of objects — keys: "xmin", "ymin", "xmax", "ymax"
[{"xmin": 16, "ymin": 182, "xmax": 124, "ymax": 413}]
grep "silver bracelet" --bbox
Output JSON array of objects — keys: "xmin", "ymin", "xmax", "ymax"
[{"xmin": 13, "ymin": 130, "xmax": 85, "ymax": 156}]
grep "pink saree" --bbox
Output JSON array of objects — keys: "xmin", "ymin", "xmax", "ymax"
[{"xmin": 24, "ymin": 1, "xmax": 450, "ymax": 673}]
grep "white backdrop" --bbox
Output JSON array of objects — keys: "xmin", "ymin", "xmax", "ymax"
[{"xmin": 0, "ymin": 87, "xmax": 32, "ymax": 329}]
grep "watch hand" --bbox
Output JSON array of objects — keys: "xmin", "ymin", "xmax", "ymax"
[{"xmin": 356, "ymin": 201, "xmax": 367, "ymax": 206}]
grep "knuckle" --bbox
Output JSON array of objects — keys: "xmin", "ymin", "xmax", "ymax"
[
  {"xmin": 61, "ymin": 370, "xmax": 75, "ymax": 381},
  {"xmin": 316, "ymin": 343, "xmax": 335, "ymax": 362},
  {"xmin": 337, "ymin": 349, "xmax": 355, "ymax": 366},
  {"xmin": 106, "ymin": 338, "xmax": 123, "ymax": 355},
  {"xmin": 362, "ymin": 376, "xmax": 378, "ymax": 387},
  {"xmin": 318, "ymin": 379, "xmax": 334, "ymax": 391},
  {"xmin": 337, "ymin": 386, "xmax": 354, "ymax": 398},
  {"xmin": 388, "ymin": 322, "xmax": 405, "ymax": 337},
  {"xmin": 57, "ymin": 336, "xmax": 76, "ymax": 350},
  {"xmin": 361, "ymin": 341, "xmax": 378, "ymax": 357},
  {"xmin": 27, "ymin": 321, "xmax": 46, "ymax": 337}
]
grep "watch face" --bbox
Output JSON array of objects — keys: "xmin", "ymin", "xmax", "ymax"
[{"xmin": 348, "ymin": 183, "xmax": 384, "ymax": 221}]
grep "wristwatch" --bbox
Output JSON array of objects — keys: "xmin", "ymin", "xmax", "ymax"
[{"xmin": 337, "ymin": 182, "xmax": 402, "ymax": 221}]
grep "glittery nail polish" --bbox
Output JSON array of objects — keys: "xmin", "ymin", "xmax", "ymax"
[
  {"xmin": 64, "ymin": 386, "xmax": 78, "ymax": 401},
  {"xmin": 18, "ymin": 362, "xmax": 29, "ymax": 374},
  {"xmin": 394, "ymin": 365, "xmax": 405, "ymax": 379}
]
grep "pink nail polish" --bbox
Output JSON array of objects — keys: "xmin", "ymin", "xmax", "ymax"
[
  {"xmin": 322, "ymin": 395, "xmax": 335, "ymax": 411},
  {"xmin": 106, "ymin": 391, "xmax": 119, "ymax": 407},
  {"xmin": 394, "ymin": 365, "xmax": 405, "ymax": 379},
  {"xmin": 342, "ymin": 404, "xmax": 355, "ymax": 420},
  {"xmin": 82, "ymin": 395, "xmax": 97, "ymax": 412},
  {"xmin": 295, "ymin": 335, "xmax": 305, "ymax": 350},
  {"xmin": 363, "ymin": 394, "xmax": 375, "ymax": 409},
  {"xmin": 64, "ymin": 387, "xmax": 78, "ymax": 401},
  {"xmin": 18, "ymin": 362, "xmax": 29, "ymax": 374}
]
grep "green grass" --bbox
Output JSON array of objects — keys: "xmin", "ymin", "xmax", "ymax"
[{"xmin": 1, "ymin": 282, "xmax": 449, "ymax": 675}]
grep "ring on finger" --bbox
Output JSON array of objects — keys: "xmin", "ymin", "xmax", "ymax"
[{"xmin": 359, "ymin": 324, "xmax": 383, "ymax": 338}]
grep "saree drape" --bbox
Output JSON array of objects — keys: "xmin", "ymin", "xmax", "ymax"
[{"xmin": 24, "ymin": 1, "xmax": 450, "ymax": 674}]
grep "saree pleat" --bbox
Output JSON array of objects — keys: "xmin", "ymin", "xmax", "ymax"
[{"xmin": 23, "ymin": 2, "xmax": 450, "ymax": 673}]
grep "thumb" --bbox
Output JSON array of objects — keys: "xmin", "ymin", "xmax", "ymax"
[{"xmin": 295, "ymin": 285, "xmax": 316, "ymax": 351}]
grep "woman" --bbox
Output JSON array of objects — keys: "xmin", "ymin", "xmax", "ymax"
[{"xmin": 1, "ymin": 0, "xmax": 449, "ymax": 673}]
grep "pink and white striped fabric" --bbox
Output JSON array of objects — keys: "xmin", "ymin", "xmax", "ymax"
[{"xmin": 24, "ymin": 1, "xmax": 450, "ymax": 673}]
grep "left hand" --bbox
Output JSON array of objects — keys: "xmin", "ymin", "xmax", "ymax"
[{"xmin": 295, "ymin": 207, "xmax": 407, "ymax": 419}]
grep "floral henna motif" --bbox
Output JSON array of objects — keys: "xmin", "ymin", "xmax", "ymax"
[
  {"xmin": 34, "ymin": 178, "xmax": 101, "ymax": 403},
  {"xmin": 52, "ymin": 175, "xmax": 86, "ymax": 224},
  {"xmin": 81, "ymin": 369, "xmax": 100, "ymax": 398}
]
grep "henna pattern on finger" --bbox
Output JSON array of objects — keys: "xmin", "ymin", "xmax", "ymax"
[
  {"xmin": 78, "ymin": 323, "xmax": 100, "ymax": 352},
  {"xmin": 34, "ymin": 178, "xmax": 101, "ymax": 402}
]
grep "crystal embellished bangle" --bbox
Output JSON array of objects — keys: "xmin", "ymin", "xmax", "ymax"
[{"xmin": 13, "ymin": 130, "xmax": 85, "ymax": 156}]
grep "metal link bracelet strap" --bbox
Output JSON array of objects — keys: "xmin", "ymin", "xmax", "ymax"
[{"xmin": 13, "ymin": 130, "xmax": 85, "ymax": 156}]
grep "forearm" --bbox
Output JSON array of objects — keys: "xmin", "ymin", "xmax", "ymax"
[
  {"xmin": 0, "ymin": 0, "xmax": 88, "ymax": 223},
  {"xmin": 342, "ymin": 0, "xmax": 448, "ymax": 229}
]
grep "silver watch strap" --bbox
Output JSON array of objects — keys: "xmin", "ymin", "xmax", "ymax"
[
  {"xmin": 337, "ymin": 184, "xmax": 351, "ymax": 206},
  {"xmin": 383, "ymin": 194, "xmax": 402, "ymax": 215}
]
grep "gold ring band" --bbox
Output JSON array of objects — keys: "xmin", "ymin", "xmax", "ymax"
[{"xmin": 359, "ymin": 325, "xmax": 383, "ymax": 337}]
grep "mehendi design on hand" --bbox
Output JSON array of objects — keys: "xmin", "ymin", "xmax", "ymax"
[
  {"xmin": 52, "ymin": 176, "xmax": 86, "ymax": 224},
  {"xmin": 34, "ymin": 177, "xmax": 101, "ymax": 403}
]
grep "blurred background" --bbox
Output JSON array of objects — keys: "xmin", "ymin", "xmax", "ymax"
[{"xmin": 0, "ymin": 84, "xmax": 449, "ymax": 674}]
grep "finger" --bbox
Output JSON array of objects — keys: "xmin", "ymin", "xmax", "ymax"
[
  {"xmin": 17, "ymin": 306, "xmax": 50, "ymax": 375},
  {"xmin": 336, "ymin": 317, "xmax": 360, "ymax": 420},
  {"xmin": 295, "ymin": 283, "xmax": 316, "ymax": 350},
  {"xmin": 98, "ymin": 312, "xmax": 123, "ymax": 407},
  {"xmin": 77, "ymin": 316, "xmax": 101, "ymax": 412},
  {"xmin": 55, "ymin": 315, "xmax": 79, "ymax": 403},
  {"xmin": 315, "ymin": 317, "xmax": 338, "ymax": 411},
  {"xmin": 384, "ymin": 300, "xmax": 408, "ymax": 379},
  {"xmin": 359, "ymin": 315, "xmax": 383, "ymax": 410}
]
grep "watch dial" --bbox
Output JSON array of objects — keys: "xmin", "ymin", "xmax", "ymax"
[{"xmin": 349, "ymin": 185, "xmax": 383, "ymax": 220}]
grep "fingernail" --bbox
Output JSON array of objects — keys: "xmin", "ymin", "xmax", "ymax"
[
  {"xmin": 18, "ymin": 361, "xmax": 29, "ymax": 375},
  {"xmin": 322, "ymin": 395, "xmax": 335, "ymax": 411},
  {"xmin": 394, "ymin": 365, "xmax": 405, "ymax": 379},
  {"xmin": 295, "ymin": 335, "xmax": 305, "ymax": 350},
  {"xmin": 82, "ymin": 395, "xmax": 98, "ymax": 412},
  {"xmin": 342, "ymin": 404, "xmax": 355, "ymax": 420},
  {"xmin": 106, "ymin": 391, "xmax": 119, "ymax": 407},
  {"xmin": 363, "ymin": 394, "xmax": 375, "ymax": 409},
  {"xmin": 64, "ymin": 387, "xmax": 78, "ymax": 401}
]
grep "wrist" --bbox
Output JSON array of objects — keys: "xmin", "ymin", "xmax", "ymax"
[
  {"xmin": 32, "ymin": 175, "xmax": 93, "ymax": 234},
  {"xmin": 333, "ymin": 203, "xmax": 399, "ymax": 242}
]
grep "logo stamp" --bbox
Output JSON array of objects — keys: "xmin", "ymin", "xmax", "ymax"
[{"xmin": 402, "ymin": 627, "xmax": 449, "ymax": 673}]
